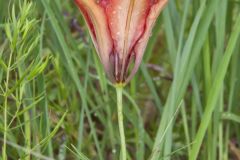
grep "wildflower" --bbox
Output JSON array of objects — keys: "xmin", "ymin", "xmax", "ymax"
[{"xmin": 75, "ymin": 0, "xmax": 168, "ymax": 84}]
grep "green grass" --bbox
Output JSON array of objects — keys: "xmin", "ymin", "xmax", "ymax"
[{"xmin": 0, "ymin": 0, "xmax": 240, "ymax": 160}]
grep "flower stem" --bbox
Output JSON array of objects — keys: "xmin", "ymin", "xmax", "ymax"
[{"xmin": 116, "ymin": 86, "xmax": 126, "ymax": 160}]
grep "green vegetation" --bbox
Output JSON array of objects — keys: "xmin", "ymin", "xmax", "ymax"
[{"xmin": 0, "ymin": 0, "xmax": 240, "ymax": 159}]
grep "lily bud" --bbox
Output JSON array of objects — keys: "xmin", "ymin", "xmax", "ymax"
[{"xmin": 75, "ymin": 0, "xmax": 168, "ymax": 84}]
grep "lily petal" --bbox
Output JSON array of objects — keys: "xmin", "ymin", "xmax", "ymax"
[
  {"xmin": 126, "ymin": 0, "xmax": 168, "ymax": 83},
  {"xmin": 75, "ymin": 0, "xmax": 114, "ymax": 80}
]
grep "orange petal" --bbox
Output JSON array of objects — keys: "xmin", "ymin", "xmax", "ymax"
[
  {"xmin": 105, "ymin": 0, "xmax": 157, "ymax": 81},
  {"xmin": 126, "ymin": 0, "xmax": 168, "ymax": 82},
  {"xmin": 75, "ymin": 0, "xmax": 113, "ymax": 76}
]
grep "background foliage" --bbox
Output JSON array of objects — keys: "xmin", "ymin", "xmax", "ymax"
[{"xmin": 0, "ymin": 0, "xmax": 240, "ymax": 160}]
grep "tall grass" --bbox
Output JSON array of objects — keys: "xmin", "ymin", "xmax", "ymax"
[{"xmin": 0, "ymin": 0, "xmax": 240, "ymax": 160}]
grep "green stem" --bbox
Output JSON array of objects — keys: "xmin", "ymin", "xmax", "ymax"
[
  {"xmin": 116, "ymin": 86, "xmax": 126, "ymax": 160},
  {"xmin": 3, "ymin": 93, "xmax": 7, "ymax": 160},
  {"xmin": 2, "ymin": 52, "xmax": 13, "ymax": 160}
]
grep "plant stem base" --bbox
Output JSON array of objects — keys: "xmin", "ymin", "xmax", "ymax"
[{"xmin": 116, "ymin": 86, "xmax": 126, "ymax": 160}]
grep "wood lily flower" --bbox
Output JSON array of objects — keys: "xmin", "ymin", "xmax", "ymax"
[{"xmin": 75, "ymin": 0, "xmax": 168, "ymax": 84}]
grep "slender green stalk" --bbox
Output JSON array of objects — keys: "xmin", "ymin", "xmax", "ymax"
[
  {"xmin": 2, "ymin": 51, "xmax": 13, "ymax": 160},
  {"xmin": 116, "ymin": 86, "xmax": 126, "ymax": 160},
  {"xmin": 18, "ymin": 65, "xmax": 32, "ymax": 160},
  {"xmin": 3, "ymin": 95, "xmax": 7, "ymax": 160},
  {"xmin": 3, "ymin": 85, "xmax": 8, "ymax": 160}
]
